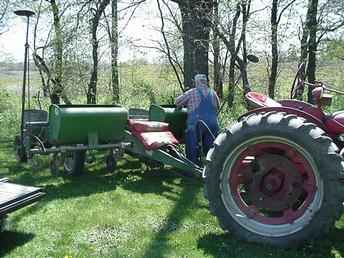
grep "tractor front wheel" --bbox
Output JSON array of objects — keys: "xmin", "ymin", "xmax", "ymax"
[{"xmin": 205, "ymin": 112, "xmax": 344, "ymax": 247}]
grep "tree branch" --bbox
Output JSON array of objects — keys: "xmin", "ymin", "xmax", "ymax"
[
  {"xmin": 156, "ymin": 0, "xmax": 184, "ymax": 92},
  {"xmin": 277, "ymin": 0, "xmax": 297, "ymax": 25}
]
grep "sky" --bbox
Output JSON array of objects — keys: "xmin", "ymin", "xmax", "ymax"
[
  {"xmin": 0, "ymin": 0, "xmax": 306, "ymax": 64},
  {"xmin": 0, "ymin": 0, "xmax": 165, "ymax": 63},
  {"xmin": 0, "ymin": 16, "xmax": 28, "ymax": 62}
]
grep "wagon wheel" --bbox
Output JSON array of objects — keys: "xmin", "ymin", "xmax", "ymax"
[
  {"xmin": 50, "ymin": 151, "xmax": 86, "ymax": 177},
  {"xmin": 205, "ymin": 112, "xmax": 344, "ymax": 247},
  {"xmin": 63, "ymin": 151, "xmax": 86, "ymax": 176},
  {"xmin": 50, "ymin": 153, "xmax": 63, "ymax": 176},
  {"xmin": 105, "ymin": 154, "xmax": 117, "ymax": 173}
]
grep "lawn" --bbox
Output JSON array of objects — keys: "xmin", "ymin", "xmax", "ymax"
[
  {"xmin": 1, "ymin": 61, "xmax": 344, "ymax": 257},
  {"xmin": 2, "ymin": 145, "xmax": 344, "ymax": 258}
]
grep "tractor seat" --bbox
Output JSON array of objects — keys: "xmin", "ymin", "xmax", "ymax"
[
  {"xmin": 128, "ymin": 119, "xmax": 179, "ymax": 150},
  {"xmin": 246, "ymin": 92, "xmax": 282, "ymax": 109}
]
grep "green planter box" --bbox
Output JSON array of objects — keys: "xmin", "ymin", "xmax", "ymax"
[{"xmin": 48, "ymin": 105, "xmax": 128, "ymax": 145}]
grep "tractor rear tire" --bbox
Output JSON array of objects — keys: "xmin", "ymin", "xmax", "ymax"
[
  {"xmin": 205, "ymin": 112, "xmax": 344, "ymax": 248},
  {"xmin": 63, "ymin": 151, "xmax": 86, "ymax": 176}
]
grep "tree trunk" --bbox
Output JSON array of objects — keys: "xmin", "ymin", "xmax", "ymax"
[
  {"xmin": 240, "ymin": 0, "xmax": 251, "ymax": 94},
  {"xmin": 111, "ymin": 0, "xmax": 119, "ymax": 103},
  {"xmin": 180, "ymin": 5, "xmax": 196, "ymax": 88},
  {"xmin": 194, "ymin": 11, "xmax": 211, "ymax": 76},
  {"xmin": 50, "ymin": 0, "xmax": 63, "ymax": 104},
  {"xmin": 213, "ymin": 0, "xmax": 222, "ymax": 98},
  {"xmin": 300, "ymin": 23, "xmax": 309, "ymax": 64},
  {"xmin": 268, "ymin": 0, "xmax": 278, "ymax": 99},
  {"xmin": 227, "ymin": 2, "xmax": 241, "ymax": 107},
  {"xmin": 87, "ymin": 0, "xmax": 110, "ymax": 104},
  {"xmin": 306, "ymin": 0, "xmax": 318, "ymax": 103},
  {"xmin": 175, "ymin": 0, "xmax": 213, "ymax": 88},
  {"xmin": 88, "ymin": 29, "xmax": 98, "ymax": 104}
]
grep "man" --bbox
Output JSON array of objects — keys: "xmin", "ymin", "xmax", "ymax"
[{"xmin": 176, "ymin": 74, "xmax": 220, "ymax": 164}]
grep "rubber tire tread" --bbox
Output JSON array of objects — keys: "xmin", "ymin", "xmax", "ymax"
[{"xmin": 205, "ymin": 112, "xmax": 344, "ymax": 248}]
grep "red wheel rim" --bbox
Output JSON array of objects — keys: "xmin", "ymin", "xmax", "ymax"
[{"xmin": 229, "ymin": 142, "xmax": 317, "ymax": 225}]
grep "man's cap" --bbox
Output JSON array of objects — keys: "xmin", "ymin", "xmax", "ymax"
[{"xmin": 194, "ymin": 74, "xmax": 207, "ymax": 81}]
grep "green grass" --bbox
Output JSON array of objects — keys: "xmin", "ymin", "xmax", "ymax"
[
  {"xmin": 2, "ymin": 147, "xmax": 344, "ymax": 258},
  {"xmin": 2, "ymin": 61, "xmax": 344, "ymax": 257}
]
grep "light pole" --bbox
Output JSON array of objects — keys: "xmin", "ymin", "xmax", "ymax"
[{"xmin": 14, "ymin": 9, "xmax": 35, "ymax": 160}]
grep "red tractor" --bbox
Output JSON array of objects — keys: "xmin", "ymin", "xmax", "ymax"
[{"xmin": 205, "ymin": 64, "xmax": 344, "ymax": 247}]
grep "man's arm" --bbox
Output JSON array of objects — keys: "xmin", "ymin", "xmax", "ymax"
[{"xmin": 176, "ymin": 90, "xmax": 191, "ymax": 107}]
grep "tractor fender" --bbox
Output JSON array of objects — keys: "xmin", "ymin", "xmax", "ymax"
[{"xmin": 238, "ymin": 106, "xmax": 326, "ymax": 131}]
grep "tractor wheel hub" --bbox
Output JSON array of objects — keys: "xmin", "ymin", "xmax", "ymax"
[{"xmin": 248, "ymin": 154, "xmax": 303, "ymax": 212}]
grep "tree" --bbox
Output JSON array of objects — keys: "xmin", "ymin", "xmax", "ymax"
[
  {"xmin": 300, "ymin": 0, "xmax": 344, "ymax": 102},
  {"xmin": 171, "ymin": 0, "xmax": 214, "ymax": 88},
  {"xmin": 227, "ymin": 1, "xmax": 242, "ymax": 107},
  {"xmin": 210, "ymin": 0, "xmax": 252, "ymax": 107},
  {"xmin": 239, "ymin": 0, "xmax": 251, "ymax": 95},
  {"xmin": 0, "ymin": 0, "xmax": 9, "ymax": 35},
  {"xmin": 268, "ymin": 0, "xmax": 296, "ymax": 99},
  {"xmin": 212, "ymin": 0, "xmax": 223, "ymax": 98},
  {"xmin": 32, "ymin": 0, "xmax": 72, "ymax": 104},
  {"xmin": 49, "ymin": 0, "xmax": 64, "ymax": 104},
  {"xmin": 305, "ymin": 0, "xmax": 318, "ymax": 103},
  {"xmin": 111, "ymin": 0, "xmax": 119, "ymax": 103},
  {"xmin": 87, "ymin": 0, "xmax": 110, "ymax": 104},
  {"xmin": 156, "ymin": 0, "xmax": 184, "ymax": 92},
  {"xmin": 104, "ymin": 0, "xmax": 120, "ymax": 103}
]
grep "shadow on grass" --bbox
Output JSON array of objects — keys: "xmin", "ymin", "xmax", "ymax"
[
  {"xmin": 1, "ymin": 151, "xmax": 204, "ymax": 256},
  {"xmin": 0, "ymin": 231, "xmax": 34, "ymax": 256},
  {"xmin": 197, "ymin": 226, "xmax": 344, "ymax": 258},
  {"xmin": 5, "ymin": 149, "xmax": 344, "ymax": 257},
  {"xmin": 115, "ymin": 158, "xmax": 202, "ymax": 202},
  {"xmin": 5, "ymin": 150, "xmax": 344, "ymax": 258},
  {"xmin": 7, "ymin": 170, "xmax": 120, "ymax": 226},
  {"xmin": 4, "ymin": 154, "xmax": 204, "ymax": 223},
  {"xmin": 141, "ymin": 178, "xmax": 200, "ymax": 258}
]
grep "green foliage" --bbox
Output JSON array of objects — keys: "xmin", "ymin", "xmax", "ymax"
[
  {"xmin": 322, "ymin": 40, "xmax": 344, "ymax": 61},
  {"xmin": 119, "ymin": 78, "xmax": 179, "ymax": 108},
  {"xmin": 0, "ymin": 88, "xmax": 20, "ymax": 138},
  {"xmin": 119, "ymin": 79, "xmax": 154, "ymax": 108},
  {"xmin": 0, "ymin": 88, "xmax": 11, "ymax": 111}
]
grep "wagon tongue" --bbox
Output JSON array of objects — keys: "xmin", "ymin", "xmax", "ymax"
[{"xmin": 247, "ymin": 154, "xmax": 303, "ymax": 212}]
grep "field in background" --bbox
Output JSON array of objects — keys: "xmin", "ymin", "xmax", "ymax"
[
  {"xmin": 1, "ymin": 61, "xmax": 344, "ymax": 257},
  {"xmin": 2, "ymin": 61, "xmax": 344, "ymax": 133}
]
